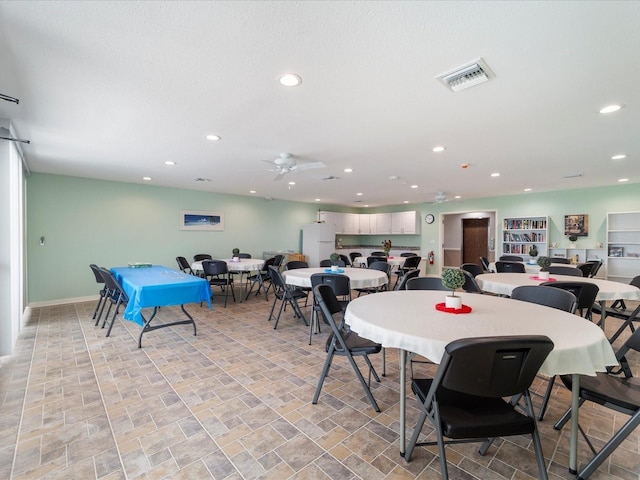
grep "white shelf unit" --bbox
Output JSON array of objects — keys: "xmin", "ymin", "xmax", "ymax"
[
  {"xmin": 548, "ymin": 247, "xmax": 607, "ymax": 277},
  {"xmin": 607, "ymin": 211, "xmax": 640, "ymax": 283},
  {"xmin": 501, "ymin": 216, "xmax": 548, "ymax": 261}
]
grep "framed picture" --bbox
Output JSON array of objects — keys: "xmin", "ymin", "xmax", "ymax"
[
  {"xmin": 564, "ymin": 214, "xmax": 588, "ymax": 236},
  {"xmin": 179, "ymin": 210, "xmax": 224, "ymax": 231},
  {"xmin": 608, "ymin": 246, "xmax": 624, "ymax": 257}
]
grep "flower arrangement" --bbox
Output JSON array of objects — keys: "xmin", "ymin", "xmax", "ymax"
[
  {"xmin": 382, "ymin": 239, "xmax": 392, "ymax": 256},
  {"xmin": 441, "ymin": 268, "xmax": 465, "ymax": 297},
  {"xmin": 329, "ymin": 252, "xmax": 341, "ymax": 264},
  {"xmin": 537, "ymin": 256, "xmax": 552, "ymax": 272}
]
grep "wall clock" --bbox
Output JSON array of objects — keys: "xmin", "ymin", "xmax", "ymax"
[{"xmin": 425, "ymin": 214, "xmax": 435, "ymax": 224}]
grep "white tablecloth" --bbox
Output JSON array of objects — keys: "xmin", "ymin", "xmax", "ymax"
[
  {"xmin": 346, "ymin": 290, "xmax": 616, "ymax": 377},
  {"xmin": 353, "ymin": 256, "xmax": 404, "ymax": 267},
  {"xmin": 476, "ymin": 272, "xmax": 640, "ymax": 301},
  {"xmin": 488, "ymin": 261, "xmax": 570, "ymax": 274},
  {"xmin": 191, "ymin": 258, "xmax": 265, "ymax": 272},
  {"xmin": 282, "ymin": 267, "xmax": 388, "ymax": 289}
]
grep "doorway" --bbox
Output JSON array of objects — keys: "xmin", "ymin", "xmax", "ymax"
[{"xmin": 462, "ymin": 218, "xmax": 489, "ymax": 264}]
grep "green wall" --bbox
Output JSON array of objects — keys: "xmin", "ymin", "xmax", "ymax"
[{"xmin": 26, "ymin": 172, "xmax": 640, "ymax": 303}]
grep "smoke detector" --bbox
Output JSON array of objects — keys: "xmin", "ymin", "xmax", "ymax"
[{"xmin": 436, "ymin": 58, "xmax": 494, "ymax": 92}]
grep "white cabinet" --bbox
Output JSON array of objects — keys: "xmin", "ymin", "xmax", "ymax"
[
  {"xmin": 319, "ymin": 211, "xmax": 343, "ymax": 233},
  {"xmin": 501, "ymin": 216, "xmax": 548, "ymax": 260},
  {"xmin": 358, "ymin": 213, "xmax": 377, "ymax": 234},
  {"xmin": 607, "ymin": 211, "xmax": 640, "ymax": 283},
  {"xmin": 391, "ymin": 211, "xmax": 419, "ymax": 234},
  {"xmin": 342, "ymin": 213, "xmax": 358, "ymax": 234},
  {"xmin": 375, "ymin": 213, "xmax": 392, "ymax": 234}
]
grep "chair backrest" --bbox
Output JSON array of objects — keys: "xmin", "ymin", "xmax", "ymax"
[
  {"xmin": 273, "ymin": 254, "xmax": 285, "ymax": 267},
  {"xmin": 630, "ymin": 275, "xmax": 640, "ymax": 289},
  {"xmin": 339, "ymin": 254, "xmax": 352, "ymax": 267},
  {"xmin": 268, "ymin": 265, "xmax": 286, "ymax": 290},
  {"xmin": 479, "ymin": 256, "xmax": 491, "ymax": 272},
  {"xmin": 401, "ymin": 256, "xmax": 422, "ymax": 269},
  {"xmin": 371, "ymin": 251, "xmax": 386, "ymax": 257},
  {"xmin": 319, "ymin": 259, "xmax": 332, "ymax": 267},
  {"xmin": 588, "ymin": 260, "xmax": 602, "ymax": 277},
  {"xmin": 98, "ymin": 268, "xmax": 126, "ymax": 297},
  {"xmin": 202, "ymin": 259, "xmax": 228, "ymax": 276},
  {"xmin": 285, "ymin": 260, "xmax": 309, "ymax": 270},
  {"xmin": 237, "ymin": 253, "xmax": 251, "ymax": 259},
  {"xmin": 461, "ymin": 270, "xmax": 483, "ymax": 294},
  {"xmin": 550, "ymin": 257, "xmax": 571, "ymax": 264},
  {"xmin": 577, "ymin": 263, "xmax": 594, "ymax": 278},
  {"xmin": 406, "ymin": 276, "xmax": 448, "ymax": 291},
  {"xmin": 436, "ymin": 336, "xmax": 554, "ymax": 398},
  {"xmin": 401, "ymin": 252, "xmax": 418, "ymax": 257},
  {"xmin": 548, "ymin": 265, "xmax": 583, "ymax": 277},
  {"xmin": 511, "ymin": 285, "xmax": 577, "ymax": 313},
  {"xmin": 495, "ymin": 261, "xmax": 526, "ymax": 273},
  {"xmin": 499, "ymin": 255, "xmax": 524, "ymax": 262},
  {"xmin": 540, "ymin": 281, "xmax": 599, "ymax": 313},
  {"xmin": 349, "ymin": 252, "xmax": 362, "ymax": 263},
  {"xmin": 310, "ymin": 273, "xmax": 351, "ymax": 299},
  {"xmin": 396, "ymin": 268, "xmax": 421, "ymax": 290},
  {"xmin": 194, "ymin": 253, "xmax": 212, "ymax": 261},
  {"xmin": 176, "ymin": 256, "xmax": 192, "ymax": 273},
  {"xmin": 368, "ymin": 260, "xmax": 390, "ymax": 275},
  {"xmin": 90, "ymin": 264, "xmax": 105, "ymax": 284},
  {"xmin": 367, "ymin": 256, "xmax": 386, "ymax": 267},
  {"xmin": 314, "ymin": 284, "xmax": 345, "ymax": 324},
  {"xmin": 261, "ymin": 256, "xmax": 277, "ymax": 272},
  {"xmin": 461, "ymin": 263, "xmax": 484, "ymax": 278}
]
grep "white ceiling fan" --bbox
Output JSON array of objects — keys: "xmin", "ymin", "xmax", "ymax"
[
  {"xmin": 430, "ymin": 191, "xmax": 450, "ymax": 204},
  {"xmin": 262, "ymin": 153, "xmax": 326, "ymax": 181}
]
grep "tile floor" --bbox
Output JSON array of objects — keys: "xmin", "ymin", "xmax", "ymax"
[{"xmin": 1, "ymin": 289, "xmax": 639, "ymax": 479}]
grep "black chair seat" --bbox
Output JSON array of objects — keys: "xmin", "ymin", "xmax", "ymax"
[{"xmin": 325, "ymin": 331, "xmax": 381, "ymax": 355}]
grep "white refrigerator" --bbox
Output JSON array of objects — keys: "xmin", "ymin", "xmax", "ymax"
[{"xmin": 302, "ymin": 223, "xmax": 336, "ymax": 267}]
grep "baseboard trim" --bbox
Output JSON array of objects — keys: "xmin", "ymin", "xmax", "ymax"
[{"xmin": 27, "ymin": 295, "xmax": 98, "ymax": 308}]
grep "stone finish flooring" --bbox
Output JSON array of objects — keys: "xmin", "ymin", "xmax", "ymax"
[{"xmin": 1, "ymin": 291, "xmax": 639, "ymax": 479}]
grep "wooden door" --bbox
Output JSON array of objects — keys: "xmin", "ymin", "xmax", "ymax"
[{"xmin": 462, "ymin": 218, "xmax": 489, "ymax": 265}]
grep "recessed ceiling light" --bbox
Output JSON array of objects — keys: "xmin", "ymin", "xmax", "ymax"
[
  {"xmin": 491, "ymin": 173, "xmax": 500, "ymax": 177},
  {"xmin": 611, "ymin": 154, "xmax": 627, "ymax": 160},
  {"xmin": 432, "ymin": 146, "xmax": 446, "ymax": 152},
  {"xmin": 249, "ymin": 190, "xmax": 256, "ymax": 194},
  {"xmin": 599, "ymin": 104, "xmax": 622, "ymax": 114},
  {"xmin": 364, "ymin": 205, "xmax": 369, "ymax": 207},
  {"xmin": 278, "ymin": 73, "xmax": 302, "ymax": 87},
  {"xmin": 315, "ymin": 198, "xmax": 321, "ymax": 201},
  {"xmin": 619, "ymin": 178, "xmax": 629, "ymax": 182},
  {"xmin": 205, "ymin": 134, "xmax": 221, "ymax": 141},
  {"xmin": 410, "ymin": 185, "xmax": 418, "ymax": 189},
  {"xmin": 142, "ymin": 177, "xmax": 151, "ymax": 181},
  {"xmin": 164, "ymin": 161, "xmax": 176, "ymax": 166},
  {"xmin": 356, "ymin": 192, "xmax": 363, "ymax": 196},
  {"xmin": 454, "ymin": 195, "xmax": 461, "ymax": 199},
  {"xmin": 403, "ymin": 200, "xmax": 409, "ymax": 204},
  {"xmin": 288, "ymin": 181, "xmax": 296, "ymax": 185},
  {"xmin": 524, "ymin": 188, "xmax": 532, "ymax": 192},
  {"xmin": 344, "ymin": 168, "xmax": 353, "ymax": 173}
]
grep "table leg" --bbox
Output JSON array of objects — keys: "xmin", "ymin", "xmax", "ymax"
[
  {"xmin": 598, "ymin": 300, "xmax": 606, "ymax": 332},
  {"xmin": 399, "ymin": 349, "xmax": 407, "ymax": 456},
  {"xmin": 569, "ymin": 373, "xmax": 579, "ymax": 474},
  {"xmin": 137, "ymin": 305, "xmax": 197, "ymax": 348}
]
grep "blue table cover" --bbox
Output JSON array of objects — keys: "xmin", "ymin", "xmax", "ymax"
[{"xmin": 111, "ymin": 266, "xmax": 212, "ymax": 325}]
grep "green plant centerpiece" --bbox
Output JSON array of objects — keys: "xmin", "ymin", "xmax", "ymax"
[
  {"xmin": 232, "ymin": 247, "xmax": 240, "ymax": 257},
  {"xmin": 528, "ymin": 245, "xmax": 538, "ymax": 257},
  {"xmin": 537, "ymin": 255, "xmax": 552, "ymax": 279},
  {"xmin": 329, "ymin": 252, "xmax": 341, "ymax": 268},
  {"xmin": 441, "ymin": 268, "xmax": 466, "ymax": 309},
  {"xmin": 568, "ymin": 234, "xmax": 578, "ymax": 248}
]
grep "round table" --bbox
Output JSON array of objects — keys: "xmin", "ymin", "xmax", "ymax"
[
  {"xmin": 282, "ymin": 267, "xmax": 388, "ymax": 289},
  {"xmin": 345, "ymin": 290, "xmax": 617, "ymax": 471}
]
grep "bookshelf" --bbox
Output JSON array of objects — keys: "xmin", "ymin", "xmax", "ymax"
[
  {"xmin": 607, "ymin": 211, "xmax": 640, "ymax": 283},
  {"xmin": 501, "ymin": 216, "xmax": 548, "ymax": 260}
]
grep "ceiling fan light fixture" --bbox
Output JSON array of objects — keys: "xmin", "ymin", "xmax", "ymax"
[
  {"xmin": 205, "ymin": 134, "xmax": 221, "ymax": 141},
  {"xmin": 599, "ymin": 104, "xmax": 622, "ymax": 114},
  {"xmin": 432, "ymin": 146, "xmax": 446, "ymax": 152}
]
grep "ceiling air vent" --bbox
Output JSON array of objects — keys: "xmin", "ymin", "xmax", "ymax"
[{"xmin": 436, "ymin": 58, "xmax": 494, "ymax": 92}]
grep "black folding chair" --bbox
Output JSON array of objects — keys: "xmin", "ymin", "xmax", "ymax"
[
  {"xmin": 309, "ymin": 273, "xmax": 351, "ymax": 344},
  {"xmin": 97, "ymin": 267, "xmax": 129, "ymax": 337},
  {"xmin": 89, "ymin": 264, "xmax": 107, "ymax": 325},
  {"xmin": 267, "ymin": 266, "xmax": 308, "ymax": 329},
  {"xmin": 404, "ymin": 335, "xmax": 554, "ymax": 480},
  {"xmin": 312, "ymin": 284, "xmax": 382, "ymax": 412},
  {"xmin": 553, "ymin": 327, "xmax": 640, "ymax": 480}
]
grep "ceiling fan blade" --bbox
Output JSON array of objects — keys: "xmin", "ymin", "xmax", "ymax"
[
  {"xmin": 293, "ymin": 161, "xmax": 326, "ymax": 171},
  {"xmin": 273, "ymin": 171, "xmax": 286, "ymax": 181}
]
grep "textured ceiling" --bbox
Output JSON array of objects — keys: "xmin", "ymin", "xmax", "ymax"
[{"xmin": 1, "ymin": 1, "xmax": 638, "ymax": 207}]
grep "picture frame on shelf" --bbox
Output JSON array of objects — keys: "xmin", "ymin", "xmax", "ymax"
[
  {"xmin": 564, "ymin": 214, "xmax": 588, "ymax": 236},
  {"xmin": 608, "ymin": 246, "xmax": 624, "ymax": 257},
  {"xmin": 179, "ymin": 210, "xmax": 224, "ymax": 231}
]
